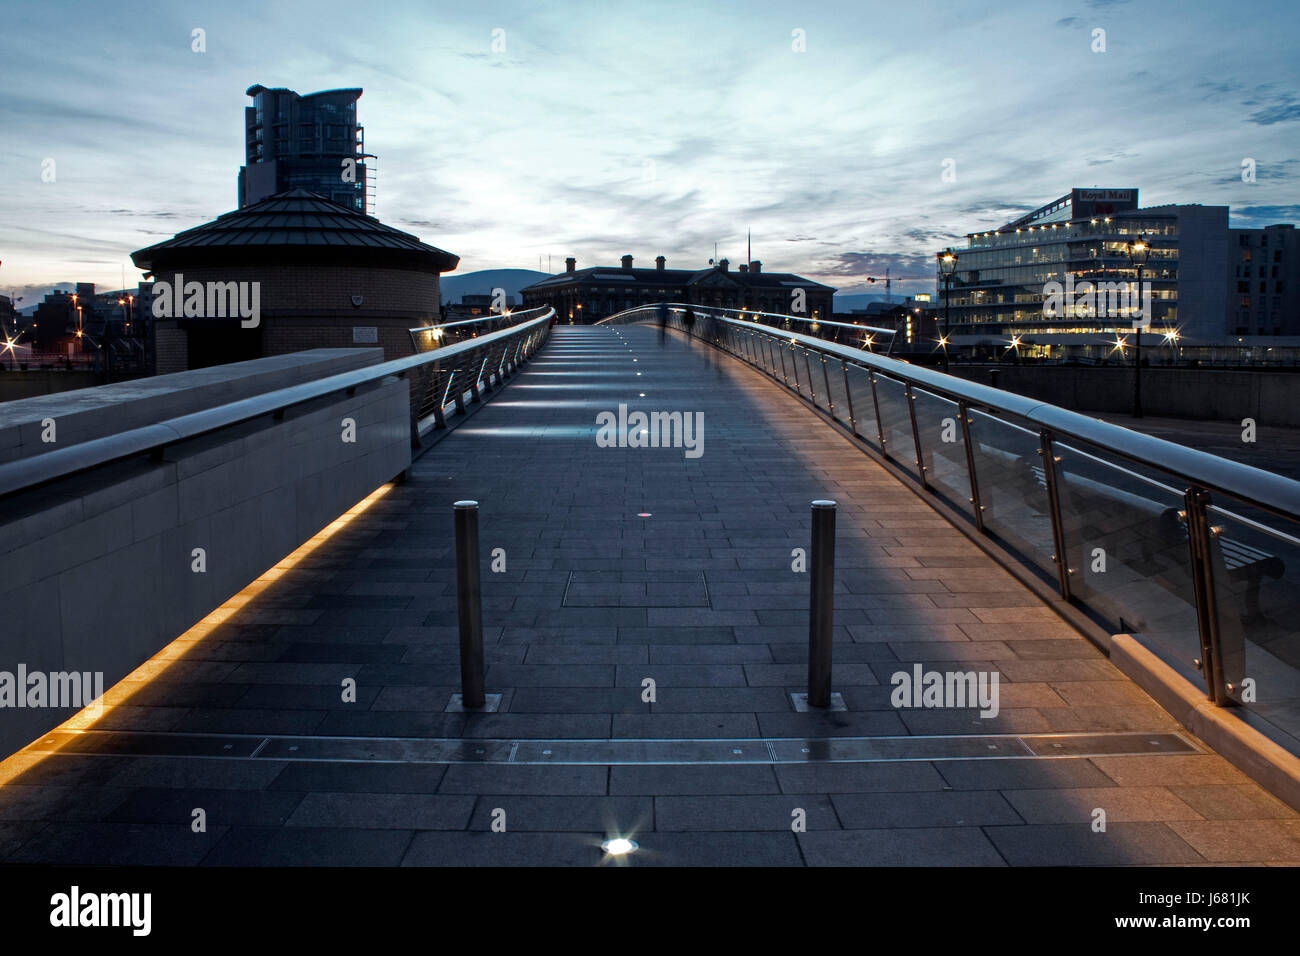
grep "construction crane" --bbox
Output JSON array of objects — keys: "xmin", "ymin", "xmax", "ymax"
[{"xmin": 864, "ymin": 267, "xmax": 936, "ymax": 304}]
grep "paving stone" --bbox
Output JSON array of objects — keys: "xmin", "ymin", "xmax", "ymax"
[
  {"xmin": 9, "ymin": 822, "xmax": 228, "ymax": 865},
  {"xmin": 983, "ymin": 823, "xmax": 1205, "ymax": 866},
  {"xmin": 204, "ymin": 826, "xmax": 414, "ymax": 865},
  {"xmin": 798, "ymin": 827, "xmax": 1006, "ymax": 866},
  {"xmin": 105, "ymin": 757, "xmax": 289, "ymax": 791},
  {"xmin": 611, "ymin": 714, "xmax": 761, "ymax": 738},
  {"xmin": 268, "ymin": 762, "xmax": 449, "ymax": 794},
  {"xmin": 609, "ymin": 765, "xmax": 780, "ymax": 795},
  {"xmin": 776, "ymin": 761, "xmax": 948, "ymax": 794},
  {"xmin": 401, "ymin": 830, "xmax": 606, "ymax": 866},
  {"xmin": 1000, "ymin": 786, "xmax": 1202, "ymax": 824},
  {"xmin": 831, "ymin": 790, "xmax": 1023, "ymax": 828},
  {"xmin": 0, "ymin": 785, "xmax": 130, "ymax": 822},
  {"xmin": 935, "ymin": 759, "xmax": 1118, "ymax": 791},
  {"xmin": 622, "ymin": 831, "xmax": 804, "ymax": 866},
  {"xmin": 654, "ymin": 794, "xmax": 839, "ymax": 831},
  {"xmin": 1091, "ymin": 755, "xmax": 1253, "ymax": 788},
  {"xmin": 439, "ymin": 765, "xmax": 609, "ymax": 795},
  {"xmin": 285, "ymin": 792, "xmax": 476, "ymax": 829},
  {"xmin": 467, "ymin": 795, "xmax": 653, "ymax": 832},
  {"xmin": 107, "ymin": 787, "xmax": 305, "ymax": 827},
  {"xmin": 1163, "ymin": 819, "xmax": 1300, "ymax": 862},
  {"xmin": 1168, "ymin": 784, "xmax": 1297, "ymax": 820}
]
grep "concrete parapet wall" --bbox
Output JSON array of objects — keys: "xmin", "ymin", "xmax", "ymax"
[
  {"xmin": 0, "ymin": 349, "xmax": 384, "ymax": 465},
  {"xmin": 0, "ymin": 359, "xmax": 411, "ymax": 757}
]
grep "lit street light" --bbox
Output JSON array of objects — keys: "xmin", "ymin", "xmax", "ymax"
[
  {"xmin": 1125, "ymin": 235, "xmax": 1151, "ymax": 418},
  {"xmin": 936, "ymin": 248, "xmax": 958, "ymax": 372}
]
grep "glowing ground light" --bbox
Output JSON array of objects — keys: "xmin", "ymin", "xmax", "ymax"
[
  {"xmin": 601, "ymin": 838, "xmax": 639, "ymax": 856},
  {"xmin": 637, "ymin": 513, "xmax": 652, "ymax": 518}
]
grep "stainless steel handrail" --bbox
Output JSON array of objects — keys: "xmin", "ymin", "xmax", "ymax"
[
  {"xmin": 604, "ymin": 304, "xmax": 1300, "ymax": 523},
  {"xmin": 408, "ymin": 306, "xmax": 552, "ymax": 347},
  {"xmin": 0, "ymin": 310, "xmax": 554, "ymax": 499}
]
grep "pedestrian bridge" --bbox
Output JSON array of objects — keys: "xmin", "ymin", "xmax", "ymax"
[{"xmin": 1, "ymin": 305, "xmax": 1299, "ymax": 866}]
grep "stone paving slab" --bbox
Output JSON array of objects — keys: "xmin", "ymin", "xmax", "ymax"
[{"xmin": 3, "ymin": 325, "xmax": 1299, "ymax": 866}]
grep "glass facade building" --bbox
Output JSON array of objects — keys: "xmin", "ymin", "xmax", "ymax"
[
  {"xmin": 238, "ymin": 85, "xmax": 371, "ymax": 213},
  {"xmin": 940, "ymin": 189, "xmax": 1230, "ymax": 357}
]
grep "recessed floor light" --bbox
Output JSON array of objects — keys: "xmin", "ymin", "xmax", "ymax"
[
  {"xmin": 601, "ymin": 838, "xmax": 638, "ymax": 856},
  {"xmin": 637, "ymin": 513, "xmax": 652, "ymax": 518}
]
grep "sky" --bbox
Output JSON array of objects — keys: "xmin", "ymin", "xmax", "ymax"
[{"xmin": 1, "ymin": 0, "xmax": 1297, "ymax": 308}]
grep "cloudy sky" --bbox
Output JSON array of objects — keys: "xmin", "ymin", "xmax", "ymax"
[{"xmin": 1, "ymin": 0, "xmax": 1296, "ymax": 306}]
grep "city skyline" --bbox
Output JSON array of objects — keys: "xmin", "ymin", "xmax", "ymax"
[{"xmin": 2, "ymin": 0, "xmax": 1297, "ymax": 306}]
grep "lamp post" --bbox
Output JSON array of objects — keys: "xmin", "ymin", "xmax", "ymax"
[
  {"xmin": 937, "ymin": 248, "xmax": 957, "ymax": 372},
  {"xmin": 1125, "ymin": 235, "xmax": 1150, "ymax": 418}
]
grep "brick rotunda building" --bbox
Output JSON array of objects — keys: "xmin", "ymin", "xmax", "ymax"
[{"xmin": 131, "ymin": 188, "xmax": 459, "ymax": 373}]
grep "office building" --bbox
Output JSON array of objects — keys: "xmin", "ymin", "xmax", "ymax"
[
  {"xmin": 238, "ymin": 85, "xmax": 372, "ymax": 213},
  {"xmin": 939, "ymin": 188, "xmax": 1253, "ymax": 357}
]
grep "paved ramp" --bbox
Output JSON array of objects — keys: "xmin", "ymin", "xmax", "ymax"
[{"xmin": 4, "ymin": 325, "xmax": 1299, "ymax": 866}]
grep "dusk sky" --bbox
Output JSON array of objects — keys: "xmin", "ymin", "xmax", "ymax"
[{"xmin": 2, "ymin": 0, "xmax": 1297, "ymax": 306}]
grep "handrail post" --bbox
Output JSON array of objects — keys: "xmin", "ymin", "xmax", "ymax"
[
  {"xmin": 821, "ymin": 355, "xmax": 833, "ymax": 416},
  {"xmin": 808, "ymin": 500, "xmax": 837, "ymax": 708},
  {"xmin": 454, "ymin": 500, "xmax": 486, "ymax": 708},
  {"xmin": 1184, "ymin": 486, "xmax": 1229, "ymax": 704},
  {"xmin": 868, "ymin": 371, "xmax": 886, "ymax": 452},
  {"xmin": 841, "ymin": 360, "xmax": 857, "ymax": 434},
  {"xmin": 452, "ymin": 362, "xmax": 468, "ymax": 416},
  {"xmin": 1038, "ymin": 428, "xmax": 1072, "ymax": 600},
  {"xmin": 906, "ymin": 383, "xmax": 929, "ymax": 491},
  {"xmin": 958, "ymin": 400, "xmax": 984, "ymax": 532}
]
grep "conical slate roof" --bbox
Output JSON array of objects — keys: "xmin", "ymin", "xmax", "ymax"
[{"xmin": 131, "ymin": 189, "xmax": 459, "ymax": 273}]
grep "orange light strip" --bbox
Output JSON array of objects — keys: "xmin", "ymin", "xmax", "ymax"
[{"xmin": 0, "ymin": 482, "xmax": 396, "ymax": 786}]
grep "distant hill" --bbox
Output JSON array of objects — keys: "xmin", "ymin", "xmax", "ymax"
[{"xmin": 440, "ymin": 269, "xmax": 550, "ymax": 305}]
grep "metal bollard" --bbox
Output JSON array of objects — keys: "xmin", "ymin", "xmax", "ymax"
[
  {"xmin": 808, "ymin": 500, "xmax": 836, "ymax": 708},
  {"xmin": 454, "ymin": 500, "xmax": 486, "ymax": 708}
]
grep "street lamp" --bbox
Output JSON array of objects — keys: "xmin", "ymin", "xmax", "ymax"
[
  {"xmin": 1125, "ymin": 235, "xmax": 1151, "ymax": 418},
  {"xmin": 936, "ymin": 248, "xmax": 958, "ymax": 372}
]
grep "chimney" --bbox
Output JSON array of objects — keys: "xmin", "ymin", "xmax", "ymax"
[
  {"xmin": 565, "ymin": 257, "xmax": 576, "ymax": 273},
  {"xmin": 621, "ymin": 255, "xmax": 634, "ymax": 270},
  {"xmin": 719, "ymin": 258, "xmax": 729, "ymax": 271},
  {"xmin": 655, "ymin": 256, "xmax": 666, "ymax": 271},
  {"xmin": 749, "ymin": 260, "xmax": 761, "ymax": 273},
  {"xmin": 738, "ymin": 264, "xmax": 748, "ymax": 273}
]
